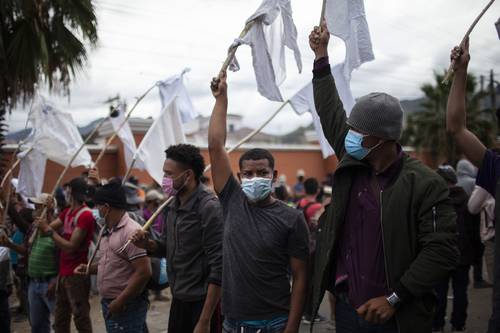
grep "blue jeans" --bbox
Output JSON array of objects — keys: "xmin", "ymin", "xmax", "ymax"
[
  {"xmin": 223, "ymin": 316, "xmax": 288, "ymax": 333},
  {"xmin": 101, "ymin": 294, "xmax": 148, "ymax": 333},
  {"xmin": 28, "ymin": 279, "xmax": 56, "ymax": 333},
  {"xmin": 336, "ymin": 298, "xmax": 398, "ymax": 333}
]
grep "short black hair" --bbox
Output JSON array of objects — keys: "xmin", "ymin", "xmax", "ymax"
[
  {"xmin": 304, "ymin": 177, "xmax": 319, "ymax": 195},
  {"xmin": 239, "ymin": 148, "xmax": 275, "ymax": 170},
  {"xmin": 165, "ymin": 144, "xmax": 205, "ymax": 182}
]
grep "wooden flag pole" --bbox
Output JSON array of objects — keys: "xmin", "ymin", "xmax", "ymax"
[
  {"xmin": 204, "ymin": 100, "xmax": 290, "ymax": 173},
  {"xmin": 116, "ymin": 195, "xmax": 175, "ymax": 254},
  {"xmin": 219, "ymin": 20, "xmax": 256, "ymax": 74},
  {"xmin": 94, "ymin": 84, "xmax": 156, "ymax": 166},
  {"xmin": 442, "ymin": 0, "xmax": 496, "ymax": 84},
  {"xmin": 121, "ymin": 157, "xmax": 137, "ymax": 185},
  {"xmin": 319, "ymin": 0, "xmax": 327, "ymax": 26},
  {"xmin": 0, "ymin": 146, "xmax": 33, "ymax": 189}
]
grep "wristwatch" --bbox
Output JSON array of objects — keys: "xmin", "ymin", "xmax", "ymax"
[
  {"xmin": 386, "ymin": 292, "xmax": 401, "ymax": 308},
  {"xmin": 45, "ymin": 228, "xmax": 54, "ymax": 238}
]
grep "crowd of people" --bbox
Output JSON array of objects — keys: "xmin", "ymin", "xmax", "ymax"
[{"xmin": 0, "ymin": 24, "xmax": 497, "ymax": 333}]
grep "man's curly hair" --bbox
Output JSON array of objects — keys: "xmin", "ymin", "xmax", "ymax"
[{"xmin": 165, "ymin": 144, "xmax": 205, "ymax": 182}]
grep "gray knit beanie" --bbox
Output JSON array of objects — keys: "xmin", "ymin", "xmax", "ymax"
[{"xmin": 346, "ymin": 92, "xmax": 404, "ymax": 140}]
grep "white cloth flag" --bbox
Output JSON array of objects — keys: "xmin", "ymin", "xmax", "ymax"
[
  {"xmin": 324, "ymin": 0, "xmax": 374, "ymax": 80},
  {"xmin": 110, "ymin": 104, "xmax": 137, "ymax": 168},
  {"xmin": 24, "ymin": 98, "xmax": 92, "ymax": 168},
  {"xmin": 134, "ymin": 69, "xmax": 197, "ymax": 184},
  {"xmin": 17, "ymin": 148, "xmax": 47, "ymax": 198},
  {"xmin": 230, "ymin": 0, "xmax": 302, "ymax": 102},
  {"xmin": 289, "ymin": 65, "xmax": 355, "ymax": 158}
]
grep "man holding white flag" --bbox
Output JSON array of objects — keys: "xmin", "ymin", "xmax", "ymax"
[
  {"xmin": 134, "ymin": 69, "xmax": 197, "ymax": 185},
  {"xmin": 308, "ymin": 22, "xmax": 458, "ymax": 333},
  {"xmin": 230, "ymin": 0, "xmax": 302, "ymax": 102}
]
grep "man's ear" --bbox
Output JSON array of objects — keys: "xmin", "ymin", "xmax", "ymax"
[{"xmin": 272, "ymin": 170, "xmax": 278, "ymax": 182}]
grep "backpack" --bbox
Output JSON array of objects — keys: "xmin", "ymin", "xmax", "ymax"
[{"xmin": 297, "ymin": 200, "xmax": 316, "ymax": 225}]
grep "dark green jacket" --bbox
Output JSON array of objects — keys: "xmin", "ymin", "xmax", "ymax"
[{"xmin": 311, "ymin": 70, "xmax": 459, "ymax": 333}]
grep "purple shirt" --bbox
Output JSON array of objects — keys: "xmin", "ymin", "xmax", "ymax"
[
  {"xmin": 476, "ymin": 149, "xmax": 500, "ymax": 197},
  {"xmin": 335, "ymin": 149, "xmax": 404, "ymax": 308}
]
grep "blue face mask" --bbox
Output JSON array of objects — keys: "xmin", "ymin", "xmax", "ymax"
[
  {"xmin": 344, "ymin": 129, "xmax": 372, "ymax": 160},
  {"xmin": 241, "ymin": 177, "xmax": 273, "ymax": 202},
  {"xmin": 91, "ymin": 209, "xmax": 101, "ymax": 220}
]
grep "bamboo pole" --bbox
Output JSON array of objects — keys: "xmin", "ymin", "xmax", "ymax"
[
  {"xmin": 204, "ymin": 100, "xmax": 290, "ymax": 173},
  {"xmin": 94, "ymin": 84, "xmax": 156, "ymax": 166},
  {"xmin": 219, "ymin": 20, "xmax": 255, "ymax": 75},
  {"xmin": 121, "ymin": 157, "xmax": 137, "ymax": 185},
  {"xmin": 442, "ymin": 0, "xmax": 496, "ymax": 84},
  {"xmin": 117, "ymin": 195, "xmax": 174, "ymax": 254},
  {"xmin": 319, "ymin": 0, "xmax": 327, "ymax": 26}
]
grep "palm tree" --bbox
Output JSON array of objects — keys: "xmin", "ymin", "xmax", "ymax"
[
  {"xmin": 0, "ymin": 0, "xmax": 98, "ymax": 110},
  {"xmin": 401, "ymin": 71, "xmax": 496, "ymax": 166}
]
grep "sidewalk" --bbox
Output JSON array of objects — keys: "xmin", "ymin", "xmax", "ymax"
[{"xmin": 11, "ymin": 285, "xmax": 491, "ymax": 333}]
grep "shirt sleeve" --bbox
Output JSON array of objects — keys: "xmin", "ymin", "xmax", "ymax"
[
  {"xmin": 76, "ymin": 211, "xmax": 95, "ymax": 235},
  {"xmin": 218, "ymin": 175, "xmax": 244, "ymax": 210},
  {"xmin": 288, "ymin": 213, "xmax": 310, "ymax": 260},
  {"xmin": 124, "ymin": 224, "xmax": 148, "ymax": 262},
  {"xmin": 201, "ymin": 197, "xmax": 224, "ymax": 286},
  {"xmin": 476, "ymin": 149, "xmax": 500, "ymax": 197}
]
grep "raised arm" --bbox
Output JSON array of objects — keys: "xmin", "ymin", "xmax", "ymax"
[
  {"xmin": 208, "ymin": 71, "xmax": 233, "ymax": 193},
  {"xmin": 309, "ymin": 22, "xmax": 349, "ymax": 159},
  {"xmin": 446, "ymin": 38, "xmax": 486, "ymax": 168}
]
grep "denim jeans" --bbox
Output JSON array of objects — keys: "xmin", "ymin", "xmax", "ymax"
[
  {"xmin": 101, "ymin": 294, "xmax": 148, "ymax": 333},
  {"xmin": 335, "ymin": 298, "xmax": 398, "ymax": 333},
  {"xmin": 28, "ymin": 278, "xmax": 56, "ymax": 333},
  {"xmin": 223, "ymin": 316, "xmax": 288, "ymax": 333}
]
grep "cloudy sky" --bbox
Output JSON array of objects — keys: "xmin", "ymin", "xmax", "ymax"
[{"xmin": 8, "ymin": 0, "xmax": 500, "ymax": 134}]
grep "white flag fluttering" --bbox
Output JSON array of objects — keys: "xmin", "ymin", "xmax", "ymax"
[
  {"xmin": 16, "ymin": 148, "xmax": 47, "ymax": 198},
  {"xmin": 324, "ymin": 0, "xmax": 374, "ymax": 80},
  {"xmin": 24, "ymin": 98, "xmax": 92, "ymax": 168},
  {"xmin": 134, "ymin": 69, "xmax": 197, "ymax": 184},
  {"xmin": 230, "ymin": 0, "xmax": 302, "ymax": 102},
  {"xmin": 289, "ymin": 65, "xmax": 356, "ymax": 158},
  {"xmin": 110, "ymin": 104, "xmax": 137, "ymax": 168}
]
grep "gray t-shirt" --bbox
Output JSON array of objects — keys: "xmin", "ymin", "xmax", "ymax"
[{"xmin": 219, "ymin": 175, "xmax": 309, "ymax": 320}]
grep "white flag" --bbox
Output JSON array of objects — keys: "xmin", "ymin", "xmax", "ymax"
[
  {"xmin": 110, "ymin": 104, "xmax": 137, "ymax": 169},
  {"xmin": 25, "ymin": 97, "xmax": 92, "ymax": 168},
  {"xmin": 324, "ymin": 0, "xmax": 374, "ymax": 80},
  {"xmin": 134, "ymin": 69, "xmax": 197, "ymax": 184},
  {"xmin": 289, "ymin": 65, "xmax": 356, "ymax": 158},
  {"xmin": 17, "ymin": 148, "xmax": 47, "ymax": 198},
  {"xmin": 230, "ymin": 0, "xmax": 302, "ymax": 102}
]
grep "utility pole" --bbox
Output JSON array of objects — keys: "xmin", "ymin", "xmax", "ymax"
[{"xmin": 491, "ymin": 70, "xmax": 499, "ymax": 133}]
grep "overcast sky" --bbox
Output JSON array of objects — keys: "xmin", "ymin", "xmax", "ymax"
[{"xmin": 8, "ymin": 0, "xmax": 500, "ymax": 134}]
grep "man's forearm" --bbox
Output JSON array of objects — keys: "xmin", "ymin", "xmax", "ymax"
[
  {"xmin": 198, "ymin": 283, "xmax": 221, "ymax": 324},
  {"xmin": 208, "ymin": 97, "xmax": 228, "ymax": 149},
  {"xmin": 286, "ymin": 271, "xmax": 307, "ymax": 332},
  {"xmin": 115, "ymin": 269, "xmax": 150, "ymax": 304},
  {"xmin": 447, "ymin": 68, "xmax": 468, "ymax": 134}
]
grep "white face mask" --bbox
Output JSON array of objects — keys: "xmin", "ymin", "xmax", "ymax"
[{"xmin": 241, "ymin": 177, "xmax": 273, "ymax": 202}]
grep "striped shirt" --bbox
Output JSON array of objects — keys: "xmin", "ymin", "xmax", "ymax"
[{"xmin": 28, "ymin": 234, "xmax": 58, "ymax": 278}]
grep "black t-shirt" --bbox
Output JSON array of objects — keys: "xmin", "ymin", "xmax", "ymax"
[{"xmin": 219, "ymin": 175, "xmax": 309, "ymax": 320}]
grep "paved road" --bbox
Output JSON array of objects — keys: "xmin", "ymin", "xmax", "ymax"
[{"xmin": 11, "ymin": 285, "xmax": 491, "ymax": 333}]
